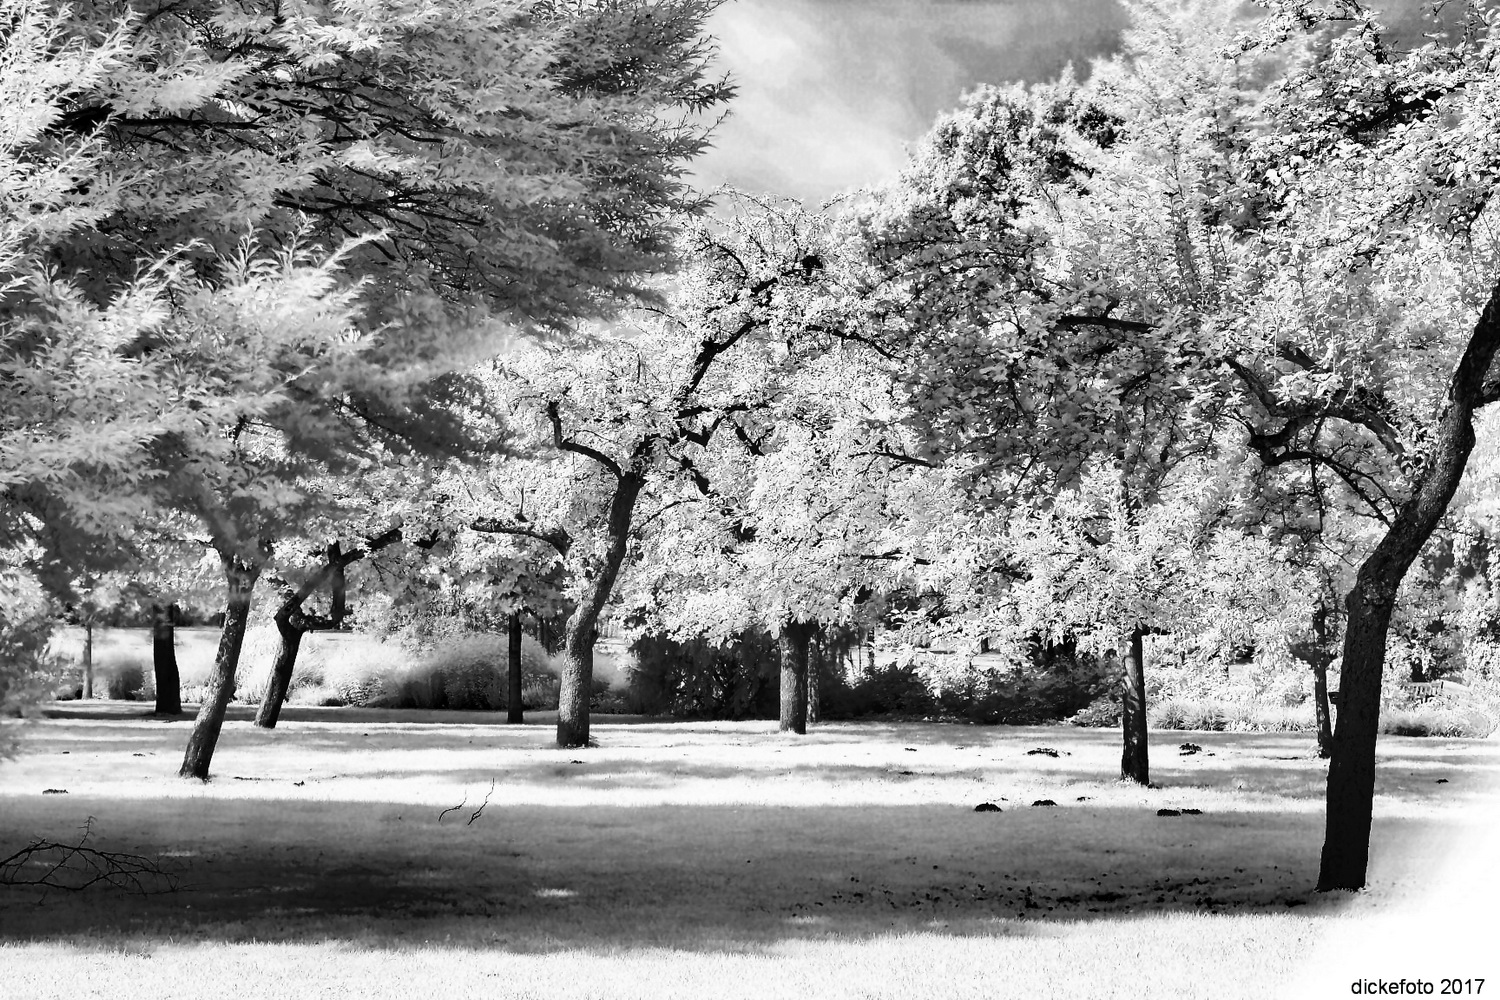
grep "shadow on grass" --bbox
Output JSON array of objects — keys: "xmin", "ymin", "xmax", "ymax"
[{"xmin": 0, "ymin": 794, "xmax": 1400, "ymax": 952}]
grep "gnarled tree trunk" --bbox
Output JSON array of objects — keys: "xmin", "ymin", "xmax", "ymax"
[
  {"xmin": 779, "ymin": 620, "xmax": 813, "ymax": 734},
  {"xmin": 507, "ymin": 610, "xmax": 524, "ymax": 724},
  {"xmin": 1120, "ymin": 626, "xmax": 1148, "ymax": 785},
  {"xmin": 254, "ymin": 604, "xmax": 306, "ymax": 729},
  {"xmin": 1317, "ymin": 278, "xmax": 1500, "ymax": 891},
  {"xmin": 180, "ymin": 555, "xmax": 260, "ymax": 779},
  {"xmin": 556, "ymin": 471, "xmax": 643, "ymax": 749},
  {"xmin": 152, "ymin": 603, "xmax": 182, "ymax": 715}
]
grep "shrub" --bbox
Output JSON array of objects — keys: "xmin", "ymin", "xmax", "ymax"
[
  {"xmin": 1068, "ymin": 696, "xmax": 1121, "ymax": 728},
  {"xmin": 101, "ymin": 657, "xmax": 151, "ymax": 701},
  {"xmin": 825, "ymin": 664, "xmax": 937, "ymax": 719},
  {"xmin": 626, "ymin": 630, "xmax": 779, "ymax": 719},
  {"xmin": 1150, "ymin": 699, "xmax": 1189, "ymax": 730},
  {"xmin": 364, "ymin": 632, "xmax": 561, "ymax": 712},
  {"xmin": 1381, "ymin": 707, "xmax": 1495, "ymax": 738}
]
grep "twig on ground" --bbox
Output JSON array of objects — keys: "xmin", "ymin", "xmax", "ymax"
[
  {"xmin": 438, "ymin": 794, "xmax": 469, "ymax": 824},
  {"xmin": 0, "ymin": 816, "xmax": 179, "ymax": 896},
  {"xmin": 467, "ymin": 779, "xmax": 496, "ymax": 826}
]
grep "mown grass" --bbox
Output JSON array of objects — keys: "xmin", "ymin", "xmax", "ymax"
[{"xmin": 2, "ymin": 705, "xmax": 1496, "ymax": 998}]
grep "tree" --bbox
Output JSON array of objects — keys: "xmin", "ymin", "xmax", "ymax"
[
  {"xmin": 55, "ymin": 0, "xmax": 733, "ymax": 333},
  {"xmin": 139, "ymin": 238, "xmax": 375, "ymax": 779},
  {"xmin": 457, "ymin": 203, "xmax": 839, "ymax": 746},
  {"xmin": 1, "ymin": 0, "xmax": 174, "ymax": 726},
  {"xmin": 37, "ymin": 0, "xmax": 737, "ymax": 773}
]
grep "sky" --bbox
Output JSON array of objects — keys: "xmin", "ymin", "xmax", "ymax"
[
  {"xmin": 688, "ymin": 0, "xmax": 1130, "ymax": 202},
  {"xmin": 687, "ymin": 0, "xmax": 1436, "ymax": 203}
]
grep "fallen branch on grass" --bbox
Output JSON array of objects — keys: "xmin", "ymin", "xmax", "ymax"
[
  {"xmin": 468, "ymin": 779, "xmax": 496, "ymax": 826},
  {"xmin": 437, "ymin": 778, "xmax": 497, "ymax": 826},
  {"xmin": 0, "ymin": 816, "xmax": 179, "ymax": 895}
]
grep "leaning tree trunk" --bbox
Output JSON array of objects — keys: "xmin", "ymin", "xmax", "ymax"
[
  {"xmin": 779, "ymin": 620, "xmax": 813, "ymax": 735},
  {"xmin": 1120, "ymin": 626, "xmax": 1149, "ymax": 786},
  {"xmin": 180, "ymin": 556, "xmax": 260, "ymax": 780},
  {"xmin": 507, "ymin": 611, "xmax": 524, "ymax": 724},
  {"xmin": 152, "ymin": 603, "xmax": 182, "ymax": 715},
  {"xmin": 252, "ymin": 528, "xmax": 398, "ymax": 729},
  {"xmin": 556, "ymin": 472, "xmax": 644, "ymax": 749},
  {"xmin": 254, "ymin": 604, "xmax": 307, "ymax": 730},
  {"xmin": 1317, "ymin": 278, "xmax": 1500, "ymax": 892}
]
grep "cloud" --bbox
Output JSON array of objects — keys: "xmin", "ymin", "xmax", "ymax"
[{"xmin": 689, "ymin": 0, "xmax": 1129, "ymax": 202}]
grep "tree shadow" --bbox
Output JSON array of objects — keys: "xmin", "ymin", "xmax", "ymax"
[{"xmin": 0, "ymin": 794, "xmax": 1440, "ymax": 952}]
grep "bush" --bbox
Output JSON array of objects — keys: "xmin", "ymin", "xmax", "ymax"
[
  {"xmin": 824, "ymin": 664, "xmax": 937, "ymax": 719},
  {"xmin": 1068, "ymin": 696, "xmax": 1121, "ymax": 728},
  {"xmin": 101, "ymin": 657, "xmax": 151, "ymax": 701},
  {"xmin": 1150, "ymin": 698, "xmax": 1190, "ymax": 730},
  {"xmin": 1381, "ymin": 707, "xmax": 1494, "ymax": 738},
  {"xmin": 366, "ymin": 632, "xmax": 562, "ymax": 712},
  {"xmin": 626, "ymin": 630, "xmax": 779, "ymax": 719}
]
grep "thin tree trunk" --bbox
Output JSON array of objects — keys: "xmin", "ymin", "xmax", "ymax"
[
  {"xmin": 507, "ymin": 610, "xmax": 524, "ymax": 724},
  {"xmin": 329, "ymin": 542, "xmax": 347, "ymax": 628},
  {"xmin": 1317, "ymin": 278, "xmax": 1500, "ymax": 891},
  {"xmin": 254, "ymin": 606, "xmax": 305, "ymax": 730},
  {"xmin": 779, "ymin": 620, "xmax": 812, "ymax": 734},
  {"xmin": 152, "ymin": 603, "xmax": 182, "ymax": 715},
  {"xmin": 82, "ymin": 621, "xmax": 93, "ymax": 700},
  {"xmin": 1311, "ymin": 653, "xmax": 1335, "ymax": 759},
  {"xmin": 556, "ymin": 472, "xmax": 644, "ymax": 749},
  {"xmin": 807, "ymin": 628, "xmax": 822, "ymax": 724},
  {"xmin": 180, "ymin": 556, "xmax": 259, "ymax": 780},
  {"xmin": 1120, "ymin": 626, "xmax": 1148, "ymax": 785}
]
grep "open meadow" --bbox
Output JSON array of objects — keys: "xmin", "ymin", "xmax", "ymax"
[{"xmin": 3, "ymin": 705, "xmax": 1498, "ymax": 999}]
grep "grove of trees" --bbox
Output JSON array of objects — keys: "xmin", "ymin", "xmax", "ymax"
[{"xmin": 6, "ymin": 0, "xmax": 1500, "ymax": 894}]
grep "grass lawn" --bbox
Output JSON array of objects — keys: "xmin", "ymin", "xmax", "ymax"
[{"xmin": 2, "ymin": 704, "xmax": 1497, "ymax": 998}]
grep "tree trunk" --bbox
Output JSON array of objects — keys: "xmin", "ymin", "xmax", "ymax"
[
  {"xmin": 779, "ymin": 620, "xmax": 813, "ymax": 734},
  {"xmin": 507, "ymin": 610, "xmax": 524, "ymax": 724},
  {"xmin": 865, "ymin": 626, "xmax": 876, "ymax": 678},
  {"xmin": 254, "ymin": 606, "xmax": 305, "ymax": 730},
  {"xmin": 1317, "ymin": 278, "xmax": 1500, "ymax": 892},
  {"xmin": 1120, "ymin": 626, "xmax": 1148, "ymax": 785},
  {"xmin": 329, "ymin": 542, "xmax": 347, "ymax": 628},
  {"xmin": 556, "ymin": 472, "xmax": 644, "ymax": 749},
  {"xmin": 152, "ymin": 603, "xmax": 182, "ymax": 715},
  {"xmin": 1311, "ymin": 652, "xmax": 1335, "ymax": 759},
  {"xmin": 180, "ymin": 556, "xmax": 259, "ymax": 780},
  {"xmin": 806, "ymin": 628, "xmax": 822, "ymax": 724},
  {"xmin": 82, "ymin": 621, "xmax": 93, "ymax": 700}
]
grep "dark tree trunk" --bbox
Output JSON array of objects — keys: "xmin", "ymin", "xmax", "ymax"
[
  {"xmin": 1311, "ymin": 652, "xmax": 1335, "ymax": 759},
  {"xmin": 328, "ymin": 542, "xmax": 347, "ymax": 628},
  {"xmin": 82, "ymin": 621, "xmax": 94, "ymax": 701},
  {"xmin": 152, "ymin": 603, "xmax": 182, "ymax": 715},
  {"xmin": 254, "ymin": 606, "xmax": 305, "ymax": 730},
  {"xmin": 507, "ymin": 610, "xmax": 524, "ymax": 724},
  {"xmin": 865, "ymin": 626, "xmax": 876, "ymax": 677},
  {"xmin": 1120, "ymin": 626, "xmax": 1148, "ymax": 786},
  {"xmin": 180, "ymin": 556, "xmax": 260, "ymax": 780},
  {"xmin": 779, "ymin": 620, "xmax": 813, "ymax": 734},
  {"xmin": 1317, "ymin": 278, "xmax": 1500, "ymax": 892},
  {"xmin": 250, "ymin": 529, "xmax": 396, "ymax": 731},
  {"xmin": 807, "ymin": 628, "xmax": 822, "ymax": 724},
  {"xmin": 556, "ymin": 472, "xmax": 644, "ymax": 749}
]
